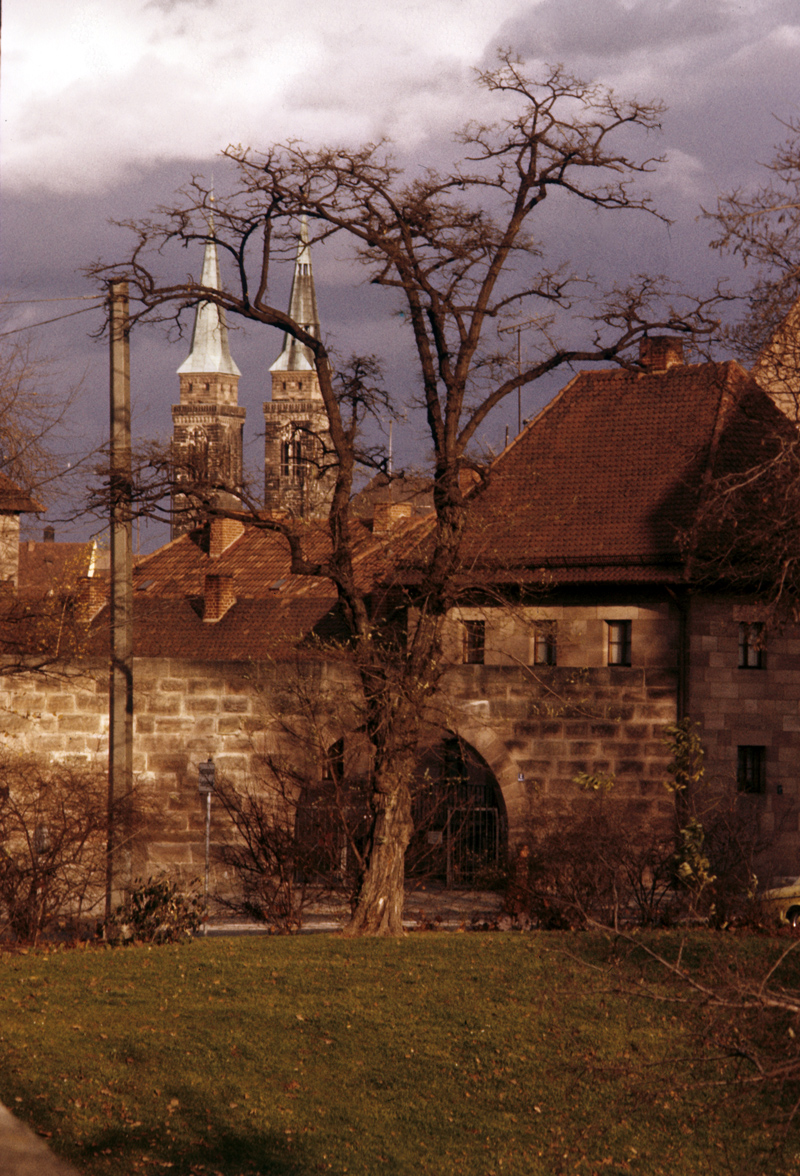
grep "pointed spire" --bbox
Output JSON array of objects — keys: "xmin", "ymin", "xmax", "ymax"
[
  {"xmin": 177, "ymin": 227, "xmax": 241, "ymax": 377},
  {"xmin": 270, "ymin": 216, "xmax": 321, "ymax": 373}
]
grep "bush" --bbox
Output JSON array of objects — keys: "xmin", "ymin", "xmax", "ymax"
[
  {"xmin": 507, "ymin": 804, "xmax": 677, "ymax": 929},
  {"xmin": 213, "ymin": 779, "xmax": 353, "ymax": 932},
  {"xmin": 0, "ymin": 751, "xmax": 107, "ymax": 944},
  {"xmin": 106, "ymin": 875, "xmax": 205, "ymax": 944},
  {"xmin": 506, "ymin": 721, "xmax": 768, "ymax": 930}
]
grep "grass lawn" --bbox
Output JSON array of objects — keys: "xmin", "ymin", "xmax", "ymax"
[{"xmin": 0, "ymin": 931, "xmax": 796, "ymax": 1176}]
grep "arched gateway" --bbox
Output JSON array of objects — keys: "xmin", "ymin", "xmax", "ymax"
[
  {"xmin": 408, "ymin": 735, "xmax": 507, "ymax": 888},
  {"xmin": 294, "ymin": 735, "xmax": 507, "ymax": 890}
]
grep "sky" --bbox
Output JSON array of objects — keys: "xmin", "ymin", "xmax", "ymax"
[{"xmin": 3, "ymin": 0, "xmax": 800, "ymax": 544}]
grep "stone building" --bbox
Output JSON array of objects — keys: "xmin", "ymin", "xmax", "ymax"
[{"xmin": 4, "ymin": 336, "xmax": 800, "ymax": 889}]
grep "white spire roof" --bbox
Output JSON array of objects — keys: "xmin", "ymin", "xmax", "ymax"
[
  {"xmin": 177, "ymin": 233, "xmax": 241, "ymax": 376},
  {"xmin": 269, "ymin": 217, "xmax": 321, "ymax": 374}
]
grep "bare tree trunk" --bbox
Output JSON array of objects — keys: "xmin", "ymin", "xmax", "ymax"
[{"xmin": 343, "ymin": 778, "xmax": 413, "ymax": 936}]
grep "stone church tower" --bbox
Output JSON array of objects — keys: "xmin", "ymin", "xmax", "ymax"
[
  {"xmin": 171, "ymin": 233, "xmax": 246, "ymax": 538},
  {"xmin": 263, "ymin": 219, "xmax": 333, "ymax": 516}
]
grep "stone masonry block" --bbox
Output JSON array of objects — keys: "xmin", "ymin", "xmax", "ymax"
[
  {"xmin": 143, "ymin": 697, "xmax": 183, "ymax": 716},
  {"xmin": 613, "ymin": 759, "xmax": 646, "ymax": 775},
  {"xmin": 222, "ymin": 697, "xmax": 249, "ymax": 713},
  {"xmin": 46, "ymin": 695, "xmax": 76, "ymax": 713},
  {"xmin": 58, "ymin": 714, "xmax": 102, "ymax": 734},
  {"xmin": 190, "ymin": 697, "xmax": 220, "ymax": 714}
]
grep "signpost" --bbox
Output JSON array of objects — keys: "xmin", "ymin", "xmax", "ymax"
[{"xmin": 198, "ymin": 758, "xmax": 215, "ymax": 933}]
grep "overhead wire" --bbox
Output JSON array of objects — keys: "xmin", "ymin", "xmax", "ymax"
[{"xmin": 0, "ymin": 302, "xmax": 105, "ymax": 338}]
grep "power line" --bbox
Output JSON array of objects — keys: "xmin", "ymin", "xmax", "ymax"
[
  {"xmin": 0, "ymin": 303, "xmax": 105, "ymax": 338},
  {"xmin": 3, "ymin": 295, "xmax": 100, "ymax": 305}
]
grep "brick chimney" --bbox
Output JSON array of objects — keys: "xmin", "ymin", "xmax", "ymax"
[
  {"xmin": 204, "ymin": 571, "xmax": 236, "ymax": 622},
  {"xmin": 208, "ymin": 515, "xmax": 245, "ymax": 559},
  {"xmin": 373, "ymin": 502, "xmax": 413, "ymax": 535},
  {"xmin": 639, "ymin": 337, "xmax": 685, "ymax": 371}
]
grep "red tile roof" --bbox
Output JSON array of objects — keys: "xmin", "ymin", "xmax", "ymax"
[
  {"xmin": 18, "ymin": 540, "xmax": 98, "ymax": 595},
  {"xmin": 84, "ymin": 355, "xmax": 790, "ymax": 660},
  {"xmin": 459, "ymin": 359, "xmax": 789, "ymax": 581}
]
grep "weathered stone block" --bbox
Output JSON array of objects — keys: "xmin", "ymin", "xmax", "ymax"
[
  {"xmin": 190, "ymin": 697, "xmax": 220, "ymax": 714},
  {"xmin": 143, "ymin": 697, "xmax": 183, "ymax": 716},
  {"xmin": 47, "ymin": 694, "xmax": 76, "ymax": 713},
  {"xmin": 222, "ymin": 697, "xmax": 249, "ymax": 713},
  {"xmin": 58, "ymin": 714, "xmax": 102, "ymax": 734}
]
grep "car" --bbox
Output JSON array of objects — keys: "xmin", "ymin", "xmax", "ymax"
[{"xmin": 760, "ymin": 877, "xmax": 800, "ymax": 927}]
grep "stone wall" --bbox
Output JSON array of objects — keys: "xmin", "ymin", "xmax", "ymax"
[
  {"xmin": 3, "ymin": 587, "xmax": 799, "ymax": 886},
  {"xmin": 687, "ymin": 594, "xmax": 800, "ymax": 871},
  {"xmin": 440, "ymin": 663, "xmax": 679, "ymax": 843}
]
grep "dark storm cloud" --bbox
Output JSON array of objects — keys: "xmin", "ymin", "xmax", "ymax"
[
  {"xmin": 5, "ymin": 0, "xmax": 800, "ymax": 543},
  {"xmin": 497, "ymin": 0, "xmax": 798, "ymax": 64}
]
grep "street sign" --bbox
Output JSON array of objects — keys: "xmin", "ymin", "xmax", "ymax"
[{"xmin": 198, "ymin": 758, "xmax": 215, "ymax": 792}]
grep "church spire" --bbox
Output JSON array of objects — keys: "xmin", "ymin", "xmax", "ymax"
[
  {"xmin": 171, "ymin": 224, "xmax": 245, "ymax": 539},
  {"xmin": 177, "ymin": 231, "xmax": 241, "ymax": 377},
  {"xmin": 263, "ymin": 217, "xmax": 333, "ymax": 517},
  {"xmin": 269, "ymin": 216, "xmax": 320, "ymax": 374}
]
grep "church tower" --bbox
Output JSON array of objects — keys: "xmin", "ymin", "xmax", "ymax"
[
  {"xmin": 171, "ymin": 231, "xmax": 246, "ymax": 538},
  {"xmin": 263, "ymin": 219, "xmax": 333, "ymax": 516}
]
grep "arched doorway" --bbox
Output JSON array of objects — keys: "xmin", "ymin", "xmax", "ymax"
[{"xmin": 408, "ymin": 735, "xmax": 507, "ymax": 888}]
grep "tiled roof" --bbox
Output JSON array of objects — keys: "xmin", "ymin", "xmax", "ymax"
[
  {"xmin": 459, "ymin": 359, "xmax": 789, "ymax": 580},
  {"xmin": 86, "ymin": 511, "xmax": 429, "ymax": 661},
  {"xmin": 18, "ymin": 540, "xmax": 98, "ymax": 595},
  {"xmin": 85, "ymin": 355, "xmax": 790, "ymax": 661}
]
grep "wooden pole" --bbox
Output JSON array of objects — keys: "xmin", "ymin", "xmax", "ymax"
[{"xmin": 106, "ymin": 280, "xmax": 133, "ymax": 923}]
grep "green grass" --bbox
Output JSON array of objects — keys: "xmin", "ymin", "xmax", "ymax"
[{"xmin": 0, "ymin": 932, "xmax": 796, "ymax": 1175}]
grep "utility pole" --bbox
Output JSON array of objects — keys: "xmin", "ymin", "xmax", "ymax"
[{"xmin": 106, "ymin": 280, "xmax": 133, "ymax": 923}]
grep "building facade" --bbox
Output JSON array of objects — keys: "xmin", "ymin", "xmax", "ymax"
[{"xmin": 4, "ymin": 339, "xmax": 800, "ymax": 892}]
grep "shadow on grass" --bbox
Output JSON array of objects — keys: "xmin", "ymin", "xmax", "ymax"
[{"xmin": 66, "ymin": 1122, "xmax": 315, "ymax": 1176}]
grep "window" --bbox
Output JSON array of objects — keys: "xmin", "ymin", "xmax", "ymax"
[
  {"xmin": 738, "ymin": 622, "xmax": 765, "ymax": 669},
  {"xmin": 607, "ymin": 620, "xmax": 632, "ymax": 666},
  {"xmin": 737, "ymin": 746, "xmax": 766, "ymax": 794},
  {"xmin": 534, "ymin": 621, "xmax": 557, "ymax": 666},
  {"xmin": 280, "ymin": 438, "xmax": 304, "ymax": 481},
  {"xmin": 463, "ymin": 619, "xmax": 485, "ymax": 665}
]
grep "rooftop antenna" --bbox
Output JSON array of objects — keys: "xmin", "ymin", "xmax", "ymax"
[{"xmin": 499, "ymin": 317, "xmax": 540, "ymax": 436}]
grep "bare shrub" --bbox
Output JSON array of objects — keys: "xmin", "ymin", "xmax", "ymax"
[
  {"xmin": 0, "ymin": 751, "xmax": 107, "ymax": 943},
  {"xmin": 510, "ymin": 799, "xmax": 677, "ymax": 930},
  {"xmin": 214, "ymin": 765, "xmax": 370, "ymax": 932},
  {"xmin": 508, "ymin": 721, "xmax": 769, "ymax": 930}
]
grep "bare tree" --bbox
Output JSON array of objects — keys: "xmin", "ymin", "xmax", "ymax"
[
  {"xmin": 706, "ymin": 118, "xmax": 800, "ymax": 413},
  {"xmin": 0, "ymin": 750, "xmax": 108, "ymax": 944},
  {"xmin": 92, "ymin": 56, "xmax": 722, "ymax": 935},
  {"xmin": 0, "ymin": 331, "xmax": 87, "ymax": 503}
]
